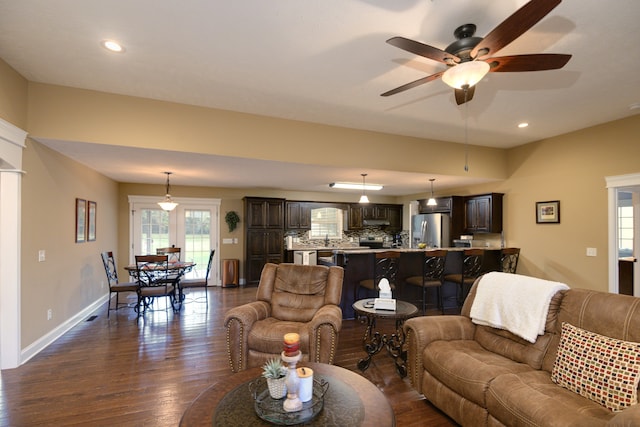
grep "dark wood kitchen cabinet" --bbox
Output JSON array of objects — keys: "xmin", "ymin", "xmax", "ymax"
[
  {"xmin": 464, "ymin": 193, "xmax": 503, "ymax": 233},
  {"xmin": 347, "ymin": 205, "xmax": 364, "ymax": 229},
  {"xmin": 348, "ymin": 203, "xmax": 402, "ymax": 230},
  {"xmin": 244, "ymin": 197, "xmax": 285, "ymax": 285},
  {"xmin": 386, "ymin": 204, "xmax": 402, "ymax": 232},
  {"xmin": 285, "ymin": 201, "xmax": 311, "ymax": 230}
]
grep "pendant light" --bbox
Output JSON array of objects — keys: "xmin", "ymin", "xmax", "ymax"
[
  {"xmin": 427, "ymin": 179, "xmax": 437, "ymax": 206},
  {"xmin": 158, "ymin": 171, "xmax": 178, "ymax": 211},
  {"xmin": 359, "ymin": 173, "xmax": 370, "ymax": 204}
]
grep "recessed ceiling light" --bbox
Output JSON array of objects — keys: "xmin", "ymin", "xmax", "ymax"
[
  {"xmin": 101, "ymin": 40, "xmax": 125, "ymax": 53},
  {"xmin": 517, "ymin": 122, "xmax": 529, "ymax": 128}
]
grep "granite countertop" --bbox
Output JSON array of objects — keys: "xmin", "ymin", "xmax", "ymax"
[{"xmin": 331, "ymin": 246, "xmax": 504, "ymax": 254}]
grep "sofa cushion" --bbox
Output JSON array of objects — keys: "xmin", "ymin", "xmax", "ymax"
[
  {"xmin": 464, "ymin": 281, "xmax": 564, "ymax": 370},
  {"xmin": 247, "ymin": 317, "xmax": 309, "ymax": 355},
  {"xmin": 551, "ymin": 322, "xmax": 640, "ymax": 412},
  {"xmin": 423, "ymin": 340, "xmax": 532, "ymax": 407},
  {"xmin": 487, "ymin": 370, "xmax": 614, "ymax": 427}
]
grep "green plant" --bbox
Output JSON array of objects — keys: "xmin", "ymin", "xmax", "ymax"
[
  {"xmin": 261, "ymin": 358, "xmax": 287, "ymax": 379},
  {"xmin": 225, "ymin": 211, "xmax": 240, "ymax": 232}
]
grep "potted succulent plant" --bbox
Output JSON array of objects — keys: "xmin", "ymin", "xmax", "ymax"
[{"xmin": 262, "ymin": 358, "xmax": 288, "ymax": 399}]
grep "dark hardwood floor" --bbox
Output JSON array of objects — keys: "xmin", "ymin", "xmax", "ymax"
[{"xmin": 0, "ymin": 286, "xmax": 457, "ymax": 426}]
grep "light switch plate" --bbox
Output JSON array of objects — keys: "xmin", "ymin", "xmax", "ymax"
[
  {"xmin": 586, "ymin": 247, "xmax": 597, "ymax": 257},
  {"xmin": 38, "ymin": 250, "xmax": 46, "ymax": 262}
]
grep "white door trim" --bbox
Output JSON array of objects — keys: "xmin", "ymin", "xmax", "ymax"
[
  {"xmin": 605, "ymin": 173, "xmax": 640, "ymax": 295},
  {"xmin": 0, "ymin": 118, "xmax": 27, "ymax": 369}
]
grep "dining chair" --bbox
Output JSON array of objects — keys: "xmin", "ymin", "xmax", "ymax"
[
  {"xmin": 156, "ymin": 246, "xmax": 181, "ymax": 263},
  {"xmin": 500, "ymin": 247, "xmax": 520, "ymax": 274},
  {"xmin": 134, "ymin": 254, "xmax": 178, "ymax": 317},
  {"xmin": 101, "ymin": 251, "xmax": 138, "ymax": 317},
  {"xmin": 356, "ymin": 251, "xmax": 400, "ymax": 301},
  {"xmin": 180, "ymin": 249, "xmax": 215, "ymax": 303},
  {"xmin": 443, "ymin": 248, "xmax": 485, "ymax": 306},
  {"xmin": 155, "ymin": 246, "xmax": 183, "ymax": 288},
  {"xmin": 405, "ymin": 249, "xmax": 447, "ymax": 315}
]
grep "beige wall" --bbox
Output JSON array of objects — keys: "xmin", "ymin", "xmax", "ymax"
[
  {"xmin": 439, "ymin": 116, "xmax": 639, "ymax": 291},
  {"xmin": 0, "ymin": 58, "xmax": 28, "ymax": 129},
  {"xmin": 26, "ymin": 83, "xmax": 507, "ymax": 180},
  {"xmin": 21, "ymin": 140, "xmax": 119, "ymax": 347}
]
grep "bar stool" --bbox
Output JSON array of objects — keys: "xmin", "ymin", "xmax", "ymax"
[
  {"xmin": 444, "ymin": 248, "xmax": 485, "ymax": 305},
  {"xmin": 356, "ymin": 251, "xmax": 400, "ymax": 301},
  {"xmin": 500, "ymin": 247, "xmax": 520, "ymax": 273},
  {"xmin": 405, "ymin": 249, "xmax": 447, "ymax": 315}
]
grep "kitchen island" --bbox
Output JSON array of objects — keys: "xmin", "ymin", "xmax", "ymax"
[{"xmin": 332, "ymin": 247, "xmax": 509, "ymax": 319}]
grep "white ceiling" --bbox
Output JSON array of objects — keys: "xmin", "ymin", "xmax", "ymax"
[{"xmin": 1, "ymin": 0, "xmax": 639, "ymax": 196}]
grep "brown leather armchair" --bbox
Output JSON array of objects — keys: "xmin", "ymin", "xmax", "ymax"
[{"xmin": 224, "ymin": 263, "xmax": 344, "ymax": 372}]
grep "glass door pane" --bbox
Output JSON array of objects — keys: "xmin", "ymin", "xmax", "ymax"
[
  {"xmin": 182, "ymin": 209, "xmax": 212, "ymax": 278},
  {"xmin": 140, "ymin": 208, "xmax": 170, "ymax": 255}
]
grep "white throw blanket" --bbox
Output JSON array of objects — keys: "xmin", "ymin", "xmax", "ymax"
[{"xmin": 470, "ymin": 272, "xmax": 569, "ymax": 343}]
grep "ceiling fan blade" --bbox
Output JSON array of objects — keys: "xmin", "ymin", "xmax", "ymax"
[
  {"xmin": 471, "ymin": 0, "xmax": 562, "ymax": 59},
  {"xmin": 487, "ymin": 53, "xmax": 571, "ymax": 72},
  {"xmin": 381, "ymin": 71, "xmax": 445, "ymax": 97},
  {"xmin": 387, "ymin": 37, "xmax": 459, "ymax": 64},
  {"xmin": 454, "ymin": 85, "xmax": 476, "ymax": 105}
]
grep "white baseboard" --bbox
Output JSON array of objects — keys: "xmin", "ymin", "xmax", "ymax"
[{"xmin": 20, "ymin": 295, "xmax": 109, "ymax": 366}]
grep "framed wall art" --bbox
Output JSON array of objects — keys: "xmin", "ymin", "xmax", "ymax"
[
  {"xmin": 536, "ymin": 200, "xmax": 560, "ymax": 224},
  {"xmin": 87, "ymin": 201, "xmax": 97, "ymax": 241},
  {"xmin": 75, "ymin": 198, "xmax": 87, "ymax": 243}
]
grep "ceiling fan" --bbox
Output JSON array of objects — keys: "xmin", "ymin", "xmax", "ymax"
[{"xmin": 381, "ymin": 0, "xmax": 572, "ymax": 104}]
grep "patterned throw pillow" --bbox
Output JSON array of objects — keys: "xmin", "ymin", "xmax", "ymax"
[{"xmin": 551, "ymin": 322, "xmax": 640, "ymax": 411}]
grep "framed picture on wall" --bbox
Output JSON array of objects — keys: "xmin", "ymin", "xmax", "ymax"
[
  {"xmin": 536, "ymin": 200, "xmax": 560, "ymax": 224},
  {"xmin": 75, "ymin": 198, "xmax": 87, "ymax": 243},
  {"xmin": 87, "ymin": 201, "xmax": 97, "ymax": 241}
]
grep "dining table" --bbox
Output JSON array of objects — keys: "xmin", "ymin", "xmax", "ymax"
[{"xmin": 124, "ymin": 261, "xmax": 196, "ymax": 308}]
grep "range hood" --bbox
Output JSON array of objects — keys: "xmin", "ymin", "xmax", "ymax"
[{"xmin": 362, "ymin": 219, "xmax": 390, "ymax": 226}]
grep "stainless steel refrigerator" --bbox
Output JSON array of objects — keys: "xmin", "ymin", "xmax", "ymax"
[{"xmin": 411, "ymin": 213, "xmax": 451, "ymax": 248}]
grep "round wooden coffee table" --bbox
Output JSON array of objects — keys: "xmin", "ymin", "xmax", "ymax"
[{"xmin": 180, "ymin": 362, "xmax": 395, "ymax": 426}]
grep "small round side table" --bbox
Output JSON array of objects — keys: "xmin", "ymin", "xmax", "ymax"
[{"xmin": 352, "ymin": 298, "xmax": 418, "ymax": 377}]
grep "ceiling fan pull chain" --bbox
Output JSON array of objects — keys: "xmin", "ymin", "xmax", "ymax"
[{"xmin": 464, "ymin": 87, "xmax": 469, "ymax": 172}]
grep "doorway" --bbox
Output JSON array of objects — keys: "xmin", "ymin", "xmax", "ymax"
[
  {"xmin": 606, "ymin": 173, "xmax": 640, "ymax": 295},
  {"xmin": 128, "ymin": 196, "xmax": 221, "ymax": 284}
]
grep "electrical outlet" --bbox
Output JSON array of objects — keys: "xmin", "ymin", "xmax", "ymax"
[
  {"xmin": 586, "ymin": 247, "xmax": 597, "ymax": 257},
  {"xmin": 38, "ymin": 250, "xmax": 46, "ymax": 262},
  {"xmin": 47, "ymin": 309, "xmax": 53, "ymax": 320}
]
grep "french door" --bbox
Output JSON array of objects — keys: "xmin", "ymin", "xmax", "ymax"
[{"xmin": 128, "ymin": 196, "xmax": 220, "ymax": 284}]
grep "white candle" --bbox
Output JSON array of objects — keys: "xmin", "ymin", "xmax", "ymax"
[{"xmin": 296, "ymin": 367, "xmax": 313, "ymax": 403}]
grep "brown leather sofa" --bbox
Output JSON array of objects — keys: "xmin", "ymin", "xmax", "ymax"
[
  {"xmin": 224, "ymin": 263, "xmax": 344, "ymax": 372},
  {"xmin": 404, "ymin": 281, "xmax": 640, "ymax": 426}
]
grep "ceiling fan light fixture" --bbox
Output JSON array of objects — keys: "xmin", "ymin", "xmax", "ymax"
[
  {"xmin": 441, "ymin": 61, "xmax": 490, "ymax": 89},
  {"xmin": 158, "ymin": 171, "xmax": 178, "ymax": 211}
]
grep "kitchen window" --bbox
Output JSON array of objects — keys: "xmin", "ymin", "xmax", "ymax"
[{"xmin": 310, "ymin": 207, "xmax": 343, "ymax": 239}]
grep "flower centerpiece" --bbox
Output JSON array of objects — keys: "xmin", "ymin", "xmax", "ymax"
[{"xmin": 262, "ymin": 358, "xmax": 288, "ymax": 399}]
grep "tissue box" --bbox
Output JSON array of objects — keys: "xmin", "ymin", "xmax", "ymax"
[
  {"xmin": 373, "ymin": 298, "xmax": 396, "ymax": 311},
  {"xmin": 379, "ymin": 290, "xmax": 392, "ymax": 299}
]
